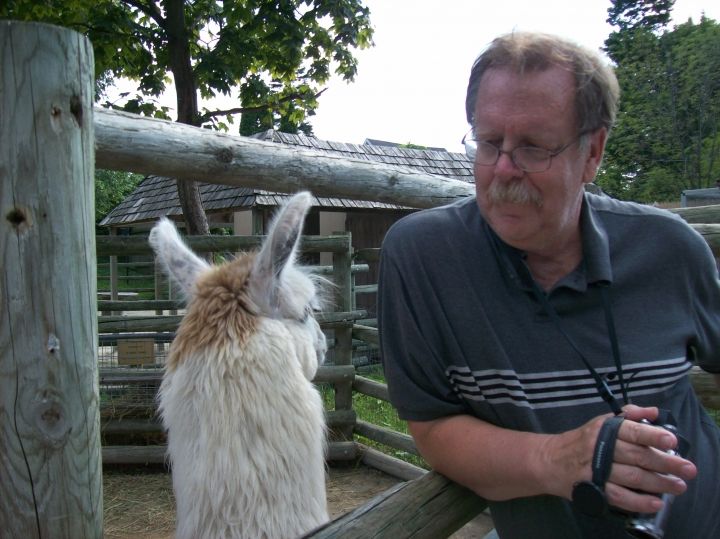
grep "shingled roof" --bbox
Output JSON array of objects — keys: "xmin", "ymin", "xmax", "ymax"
[{"xmin": 99, "ymin": 130, "xmax": 474, "ymax": 227}]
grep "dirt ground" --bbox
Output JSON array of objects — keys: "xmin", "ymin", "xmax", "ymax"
[{"xmin": 103, "ymin": 464, "xmax": 493, "ymax": 538}]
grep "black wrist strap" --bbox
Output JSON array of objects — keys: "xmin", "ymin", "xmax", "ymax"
[
  {"xmin": 572, "ymin": 415, "xmax": 624, "ymax": 517},
  {"xmin": 591, "ymin": 415, "xmax": 624, "ymax": 486}
]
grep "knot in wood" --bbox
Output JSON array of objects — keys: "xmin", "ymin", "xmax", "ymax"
[
  {"xmin": 6, "ymin": 206, "xmax": 31, "ymax": 233},
  {"xmin": 47, "ymin": 334, "xmax": 60, "ymax": 356},
  {"xmin": 33, "ymin": 393, "xmax": 70, "ymax": 448},
  {"xmin": 215, "ymin": 147, "xmax": 233, "ymax": 164}
]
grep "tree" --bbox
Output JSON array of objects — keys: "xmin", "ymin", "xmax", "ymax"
[
  {"xmin": 600, "ymin": 2, "xmax": 720, "ymax": 202},
  {"xmin": 606, "ymin": 0, "xmax": 675, "ymax": 32},
  {"xmin": 95, "ymin": 170, "xmax": 144, "ymax": 226},
  {"xmin": 2, "ymin": 0, "xmax": 374, "ymax": 233}
]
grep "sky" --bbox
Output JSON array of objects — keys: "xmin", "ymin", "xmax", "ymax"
[{"xmin": 307, "ymin": 0, "xmax": 719, "ymax": 153}]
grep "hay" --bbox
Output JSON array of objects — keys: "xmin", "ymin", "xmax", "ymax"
[
  {"xmin": 103, "ymin": 467, "xmax": 175, "ymax": 539},
  {"xmin": 102, "ymin": 463, "xmax": 399, "ymax": 538}
]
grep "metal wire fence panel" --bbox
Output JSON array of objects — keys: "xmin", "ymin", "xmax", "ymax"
[{"xmin": 99, "ymin": 333, "xmax": 173, "ymax": 419}]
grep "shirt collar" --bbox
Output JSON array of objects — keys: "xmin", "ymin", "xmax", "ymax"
[{"xmin": 580, "ymin": 193, "xmax": 613, "ymax": 285}]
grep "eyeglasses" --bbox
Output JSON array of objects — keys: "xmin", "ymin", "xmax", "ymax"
[{"xmin": 462, "ymin": 130, "xmax": 586, "ymax": 173}]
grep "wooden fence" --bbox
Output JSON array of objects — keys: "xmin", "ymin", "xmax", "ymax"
[{"xmin": 3, "ymin": 21, "xmax": 719, "ymax": 539}]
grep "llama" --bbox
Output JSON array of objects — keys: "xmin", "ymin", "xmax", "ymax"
[{"xmin": 149, "ymin": 191, "xmax": 329, "ymax": 539}]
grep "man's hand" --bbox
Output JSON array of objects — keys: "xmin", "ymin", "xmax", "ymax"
[{"xmin": 542, "ymin": 405, "xmax": 697, "ymax": 515}]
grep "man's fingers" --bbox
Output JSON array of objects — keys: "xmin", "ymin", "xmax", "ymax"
[
  {"xmin": 613, "ymin": 439, "xmax": 697, "ymax": 481},
  {"xmin": 604, "ymin": 481, "xmax": 665, "ymax": 515},
  {"xmin": 621, "ymin": 404, "xmax": 659, "ymax": 423},
  {"xmin": 618, "ymin": 418, "xmax": 677, "ymax": 452},
  {"xmin": 609, "ymin": 462, "xmax": 688, "ymax": 498}
]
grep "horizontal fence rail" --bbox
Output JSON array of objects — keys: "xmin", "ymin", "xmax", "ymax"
[
  {"xmin": 96, "ymin": 234, "xmax": 351, "ymax": 256},
  {"xmin": 99, "ymin": 365, "xmax": 356, "ymax": 385},
  {"xmin": 356, "ymin": 443, "xmax": 426, "ymax": 482},
  {"xmin": 97, "ymin": 310, "xmax": 367, "ymax": 333},
  {"xmin": 95, "ymin": 108, "xmax": 473, "ymax": 210},
  {"xmin": 304, "ymin": 471, "xmax": 487, "ymax": 539},
  {"xmin": 101, "ymin": 410, "xmax": 357, "ymax": 436},
  {"xmin": 354, "ymin": 420, "xmax": 419, "ymax": 456},
  {"xmin": 102, "ymin": 441, "xmax": 358, "ymax": 465}
]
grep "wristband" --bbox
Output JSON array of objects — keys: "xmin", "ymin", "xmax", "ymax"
[{"xmin": 571, "ymin": 415, "xmax": 624, "ymax": 517}]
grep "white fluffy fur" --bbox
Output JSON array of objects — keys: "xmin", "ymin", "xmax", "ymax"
[{"xmin": 150, "ymin": 192, "xmax": 329, "ymax": 539}]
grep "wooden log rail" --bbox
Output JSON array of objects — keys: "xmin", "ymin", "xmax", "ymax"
[
  {"xmin": 98, "ymin": 299, "xmax": 183, "ymax": 311},
  {"xmin": 304, "ymin": 471, "xmax": 487, "ymax": 539},
  {"xmin": 101, "ymin": 409, "xmax": 357, "ymax": 436},
  {"xmin": 102, "ymin": 441, "xmax": 358, "ymax": 465},
  {"xmin": 96, "ymin": 233, "xmax": 351, "ymax": 256},
  {"xmin": 95, "ymin": 108, "xmax": 472, "ymax": 210},
  {"xmin": 97, "ymin": 310, "xmax": 366, "ymax": 333},
  {"xmin": 99, "ymin": 365, "xmax": 355, "ymax": 385}
]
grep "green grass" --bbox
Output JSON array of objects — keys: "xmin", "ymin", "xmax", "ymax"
[{"xmin": 322, "ymin": 366, "xmax": 429, "ymax": 470}]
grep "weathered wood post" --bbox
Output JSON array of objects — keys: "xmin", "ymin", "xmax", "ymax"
[
  {"xmin": 0, "ymin": 21, "xmax": 101, "ymax": 538},
  {"xmin": 332, "ymin": 232, "xmax": 355, "ymax": 440}
]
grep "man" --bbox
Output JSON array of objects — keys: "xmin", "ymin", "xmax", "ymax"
[{"xmin": 378, "ymin": 32, "xmax": 720, "ymax": 538}]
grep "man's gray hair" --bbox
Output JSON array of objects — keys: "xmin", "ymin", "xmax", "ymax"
[{"xmin": 465, "ymin": 32, "xmax": 620, "ymax": 135}]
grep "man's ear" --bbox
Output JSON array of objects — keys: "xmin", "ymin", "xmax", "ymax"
[{"xmin": 582, "ymin": 128, "xmax": 608, "ymax": 184}]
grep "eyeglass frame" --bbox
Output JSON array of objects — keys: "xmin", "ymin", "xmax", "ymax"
[{"xmin": 461, "ymin": 130, "xmax": 591, "ymax": 173}]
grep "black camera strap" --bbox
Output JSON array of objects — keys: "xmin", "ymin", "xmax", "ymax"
[{"xmin": 529, "ymin": 280, "xmax": 629, "ymax": 416}]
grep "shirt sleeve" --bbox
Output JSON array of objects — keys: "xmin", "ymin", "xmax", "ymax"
[
  {"xmin": 378, "ymin": 228, "xmax": 467, "ymax": 421},
  {"xmin": 688, "ymin": 228, "xmax": 720, "ymax": 373}
]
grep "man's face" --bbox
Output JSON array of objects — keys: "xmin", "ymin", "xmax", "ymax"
[{"xmin": 472, "ymin": 66, "xmax": 605, "ymax": 255}]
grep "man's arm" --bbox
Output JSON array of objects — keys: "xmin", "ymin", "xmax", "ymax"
[{"xmin": 409, "ymin": 405, "xmax": 696, "ymax": 514}]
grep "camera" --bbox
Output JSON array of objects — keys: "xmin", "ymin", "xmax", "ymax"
[{"xmin": 625, "ymin": 414, "xmax": 690, "ymax": 539}]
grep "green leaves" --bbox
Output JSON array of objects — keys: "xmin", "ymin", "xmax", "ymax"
[
  {"xmin": 94, "ymin": 170, "xmax": 143, "ymax": 223},
  {"xmin": 607, "ymin": 0, "xmax": 676, "ymax": 32}
]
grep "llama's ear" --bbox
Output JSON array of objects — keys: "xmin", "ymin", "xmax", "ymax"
[
  {"xmin": 149, "ymin": 217, "xmax": 209, "ymax": 299},
  {"xmin": 251, "ymin": 192, "xmax": 311, "ymax": 309}
]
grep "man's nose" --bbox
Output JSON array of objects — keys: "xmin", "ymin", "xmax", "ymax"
[{"xmin": 494, "ymin": 150, "xmax": 523, "ymax": 179}]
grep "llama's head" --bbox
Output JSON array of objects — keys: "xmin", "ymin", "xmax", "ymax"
[{"xmin": 148, "ymin": 191, "xmax": 327, "ymax": 375}]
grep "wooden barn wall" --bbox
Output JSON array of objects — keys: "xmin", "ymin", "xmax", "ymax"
[{"xmin": 346, "ymin": 210, "xmax": 413, "ymax": 317}]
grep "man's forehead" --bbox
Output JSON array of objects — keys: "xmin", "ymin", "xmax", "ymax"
[
  {"xmin": 476, "ymin": 65, "xmax": 575, "ymax": 98},
  {"xmin": 472, "ymin": 66, "xmax": 577, "ymax": 129}
]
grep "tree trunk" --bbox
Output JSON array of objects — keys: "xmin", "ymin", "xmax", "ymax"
[{"xmin": 165, "ymin": 0, "xmax": 210, "ymax": 235}]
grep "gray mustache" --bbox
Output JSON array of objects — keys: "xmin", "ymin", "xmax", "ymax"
[{"xmin": 487, "ymin": 180, "xmax": 543, "ymax": 207}]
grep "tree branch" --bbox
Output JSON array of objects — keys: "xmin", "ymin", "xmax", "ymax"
[
  {"xmin": 198, "ymin": 88, "xmax": 327, "ymax": 123},
  {"xmin": 122, "ymin": 0, "xmax": 166, "ymax": 30}
]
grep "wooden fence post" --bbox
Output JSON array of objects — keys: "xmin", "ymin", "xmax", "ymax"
[
  {"xmin": 0, "ymin": 21, "xmax": 101, "ymax": 538},
  {"xmin": 332, "ymin": 232, "xmax": 355, "ymax": 439}
]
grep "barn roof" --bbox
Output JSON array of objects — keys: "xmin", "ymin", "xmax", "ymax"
[
  {"xmin": 680, "ymin": 186, "xmax": 720, "ymax": 208},
  {"xmin": 682, "ymin": 187, "xmax": 720, "ymax": 198},
  {"xmin": 99, "ymin": 130, "xmax": 474, "ymax": 227}
]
